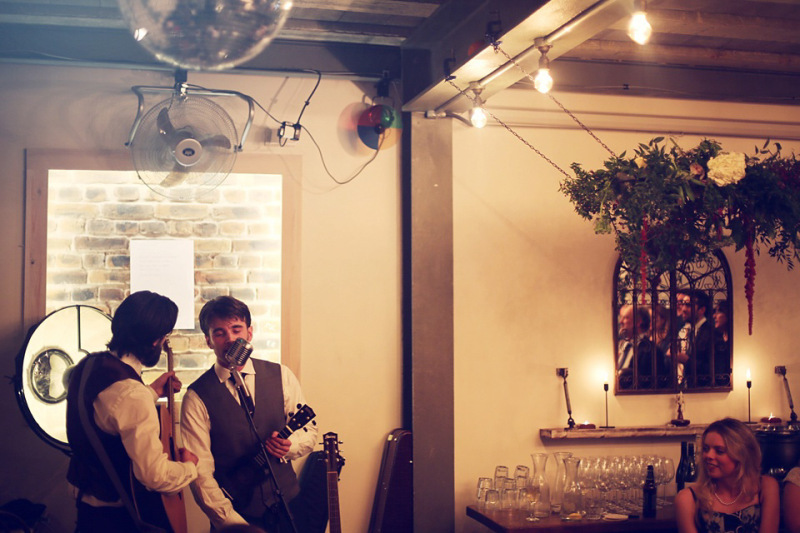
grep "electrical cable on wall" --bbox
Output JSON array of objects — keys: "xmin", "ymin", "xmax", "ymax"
[{"xmin": 242, "ymin": 68, "xmax": 393, "ymax": 185}]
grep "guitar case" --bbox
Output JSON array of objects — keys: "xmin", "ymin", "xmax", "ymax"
[{"xmin": 368, "ymin": 429, "xmax": 412, "ymax": 533}]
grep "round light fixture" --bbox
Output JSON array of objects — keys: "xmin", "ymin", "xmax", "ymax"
[{"xmin": 117, "ymin": 0, "xmax": 294, "ymax": 71}]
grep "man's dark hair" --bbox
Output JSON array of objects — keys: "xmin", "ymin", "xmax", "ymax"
[
  {"xmin": 635, "ymin": 307, "xmax": 651, "ymax": 332},
  {"xmin": 692, "ymin": 289, "xmax": 711, "ymax": 317},
  {"xmin": 107, "ymin": 291, "xmax": 178, "ymax": 357},
  {"xmin": 198, "ymin": 296, "xmax": 251, "ymax": 336}
]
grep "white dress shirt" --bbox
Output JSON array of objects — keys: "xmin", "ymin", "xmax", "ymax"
[
  {"xmin": 71, "ymin": 353, "xmax": 198, "ymax": 506},
  {"xmin": 180, "ymin": 359, "xmax": 317, "ymax": 529}
]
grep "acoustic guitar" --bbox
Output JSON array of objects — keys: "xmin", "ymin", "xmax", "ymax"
[
  {"xmin": 159, "ymin": 339, "xmax": 188, "ymax": 533},
  {"xmin": 323, "ymin": 432, "xmax": 343, "ymax": 533}
]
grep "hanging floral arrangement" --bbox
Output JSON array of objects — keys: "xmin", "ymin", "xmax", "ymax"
[{"xmin": 560, "ymin": 137, "xmax": 800, "ymax": 334}]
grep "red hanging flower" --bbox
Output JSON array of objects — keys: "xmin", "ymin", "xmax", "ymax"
[
  {"xmin": 744, "ymin": 232, "xmax": 756, "ymax": 335},
  {"xmin": 640, "ymin": 217, "xmax": 648, "ymax": 304}
]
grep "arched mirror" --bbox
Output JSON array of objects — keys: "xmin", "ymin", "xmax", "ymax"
[
  {"xmin": 613, "ymin": 250, "xmax": 733, "ymax": 394},
  {"xmin": 14, "ymin": 305, "xmax": 112, "ymax": 454}
]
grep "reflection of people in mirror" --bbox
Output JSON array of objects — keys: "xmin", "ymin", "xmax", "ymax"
[
  {"xmin": 617, "ymin": 304, "xmax": 665, "ymax": 388},
  {"xmin": 713, "ymin": 300, "xmax": 731, "ymax": 363},
  {"xmin": 677, "ymin": 290, "xmax": 714, "ymax": 386},
  {"xmin": 651, "ymin": 304, "xmax": 671, "ymax": 355}
]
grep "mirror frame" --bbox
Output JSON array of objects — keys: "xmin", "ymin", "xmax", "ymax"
[{"xmin": 613, "ymin": 250, "xmax": 733, "ymax": 395}]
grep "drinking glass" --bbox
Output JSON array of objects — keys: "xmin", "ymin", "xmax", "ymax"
[
  {"xmin": 657, "ymin": 457, "xmax": 675, "ymax": 508},
  {"xmin": 514, "ymin": 464, "xmax": 530, "ymax": 481},
  {"xmin": 501, "ymin": 488, "xmax": 519, "ymax": 511},
  {"xmin": 484, "ymin": 488, "xmax": 500, "ymax": 511},
  {"xmin": 519, "ymin": 488, "xmax": 539, "ymax": 522},
  {"xmin": 476, "ymin": 477, "xmax": 493, "ymax": 508},
  {"xmin": 494, "ymin": 465, "xmax": 509, "ymax": 489}
]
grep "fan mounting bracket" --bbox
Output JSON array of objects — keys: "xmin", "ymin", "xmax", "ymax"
[{"xmin": 125, "ymin": 83, "xmax": 254, "ymax": 152}]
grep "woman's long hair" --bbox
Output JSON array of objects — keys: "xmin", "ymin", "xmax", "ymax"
[{"xmin": 694, "ymin": 417, "xmax": 761, "ymax": 516}]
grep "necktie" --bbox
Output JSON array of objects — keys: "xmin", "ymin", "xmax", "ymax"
[{"xmin": 229, "ymin": 373, "xmax": 254, "ymax": 415}]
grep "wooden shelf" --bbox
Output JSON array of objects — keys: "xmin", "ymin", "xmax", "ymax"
[{"xmin": 540, "ymin": 424, "xmax": 706, "ymax": 441}]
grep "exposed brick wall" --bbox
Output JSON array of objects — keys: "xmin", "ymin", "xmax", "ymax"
[{"xmin": 46, "ymin": 170, "xmax": 283, "ymax": 386}]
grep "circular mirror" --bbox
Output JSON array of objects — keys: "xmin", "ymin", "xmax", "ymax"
[{"xmin": 15, "ymin": 305, "xmax": 112, "ymax": 454}]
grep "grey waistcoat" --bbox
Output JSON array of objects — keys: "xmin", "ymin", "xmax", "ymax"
[{"xmin": 188, "ymin": 359, "xmax": 300, "ymax": 517}]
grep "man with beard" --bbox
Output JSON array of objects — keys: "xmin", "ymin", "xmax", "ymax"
[{"xmin": 66, "ymin": 291, "xmax": 199, "ymax": 533}]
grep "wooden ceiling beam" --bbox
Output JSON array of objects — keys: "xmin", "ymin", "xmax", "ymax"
[
  {"xmin": 293, "ymin": 0, "xmax": 441, "ymax": 17},
  {"xmin": 610, "ymin": 8, "xmax": 800, "ymax": 44},
  {"xmin": 565, "ymin": 38, "xmax": 800, "ymax": 73}
]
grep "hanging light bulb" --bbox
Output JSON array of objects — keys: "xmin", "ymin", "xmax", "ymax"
[
  {"xmin": 534, "ymin": 41, "xmax": 553, "ymax": 94},
  {"xmin": 467, "ymin": 82, "xmax": 488, "ymax": 128},
  {"xmin": 469, "ymin": 106, "xmax": 488, "ymax": 128},
  {"xmin": 628, "ymin": 0, "xmax": 652, "ymax": 45}
]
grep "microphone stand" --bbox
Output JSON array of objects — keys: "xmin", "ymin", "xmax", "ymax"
[{"xmin": 229, "ymin": 366, "xmax": 299, "ymax": 533}]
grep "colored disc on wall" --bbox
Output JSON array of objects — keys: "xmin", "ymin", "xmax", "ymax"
[{"xmin": 357, "ymin": 104, "xmax": 401, "ymax": 150}]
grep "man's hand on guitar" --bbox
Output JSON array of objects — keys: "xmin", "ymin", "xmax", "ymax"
[
  {"xmin": 178, "ymin": 447, "xmax": 199, "ymax": 466},
  {"xmin": 264, "ymin": 431, "xmax": 291, "ymax": 459},
  {"xmin": 150, "ymin": 371, "xmax": 182, "ymax": 398}
]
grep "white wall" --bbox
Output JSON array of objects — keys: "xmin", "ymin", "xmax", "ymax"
[
  {"xmin": 0, "ymin": 63, "xmax": 401, "ymax": 532},
  {"xmin": 452, "ymin": 88, "xmax": 800, "ymax": 532},
  {"xmin": 4, "ymin": 61, "xmax": 800, "ymax": 533}
]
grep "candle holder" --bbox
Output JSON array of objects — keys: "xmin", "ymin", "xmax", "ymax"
[
  {"xmin": 599, "ymin": 383, "xmax": 614, "ymax": 428},
  {"xmin": 557, "ymin": 368, "xmax": 576, "ymax": 430},
  {"xmin": 776, "ymin": 365, "xmax": 800, "ymax": 429},
  {"xmin": 745, "ymin": 380, "xmax": 756, "ymax": 425}
]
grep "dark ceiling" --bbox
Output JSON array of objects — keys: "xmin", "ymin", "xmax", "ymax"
[{"xmin": 0, "ymin": 0, "xmax": 799, "ymax": 110}]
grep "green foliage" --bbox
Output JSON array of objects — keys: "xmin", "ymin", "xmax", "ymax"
[{"xmin": 560, "ymin": 138, "xmax": 800, "ymax": 272}]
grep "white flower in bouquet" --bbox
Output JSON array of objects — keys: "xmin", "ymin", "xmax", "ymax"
[{"xmin": 707, "ymin": 152, "xmax": 746, "ymax": 186}]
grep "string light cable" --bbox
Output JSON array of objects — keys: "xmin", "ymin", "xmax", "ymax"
[
  {"xmin": 445, "ymin": 78, "xmax": 571, "ymax": 179},
  {"xmin": 488, "ymin": 40, "xmax": 617, "ymax": 158}
]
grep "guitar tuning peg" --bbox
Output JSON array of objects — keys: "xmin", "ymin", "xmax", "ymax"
[
  {"xmin": 302, "ymin": 428, "xmax": 308, "ymax": 432},
  {"xmin": 311, "ymin": 420, "xmax": 317, "ymax": 425},
  {"xmin": 296, "ymin": 403, "xmax": 302, "ymax": 409}
]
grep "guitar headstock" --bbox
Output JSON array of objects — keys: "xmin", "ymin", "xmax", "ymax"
[
  {"xmin": 324, "ymin": 432, "xmax": 343, "ymax": 474},
  {"xmin": 286, "ymin": 404, "xmax": 316, "ymax": 433}
]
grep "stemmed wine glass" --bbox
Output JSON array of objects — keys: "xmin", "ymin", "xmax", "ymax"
[{"xmin": 655, "ymin": 457, "xmax": 675, "ymax": 508}]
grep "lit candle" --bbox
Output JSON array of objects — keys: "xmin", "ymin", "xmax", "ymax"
[
  {"xmin": 577, "ymin": 420, "xmax": 596, "ymax": 430},
  {"xmin": 746, "ymin": 368, "xmax": 752, "ymax": 388},
  {"xmin": 761, "ymin": 413, "xmax": 782, "ymax": 424},
  {"xmin": 603, "ymin": 372, "xmax": 609, "ymax": 392}
]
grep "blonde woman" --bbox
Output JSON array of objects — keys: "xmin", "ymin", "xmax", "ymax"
[{"xmin": 675, "ymin": 418, "xmax": 779, "ymax": 533}]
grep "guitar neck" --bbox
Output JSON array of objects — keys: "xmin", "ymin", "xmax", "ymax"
[
  {"xmin": 163, "ymin": 340, "xmax": 178, "ymax": 454},
  {"xmin": 327, "ymin": 471, "xmax": 341, "ymax": 533},
  {"xmin": 324, "ymin": 432, "xmax": 342, "ymax": 533}
]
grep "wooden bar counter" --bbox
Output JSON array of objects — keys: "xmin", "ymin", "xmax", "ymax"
[{"xmin": 466, "ymin": 504, "xmax": 677, "ymax": 533}]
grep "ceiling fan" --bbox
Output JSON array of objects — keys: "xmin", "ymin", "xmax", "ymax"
[{"xmin": 125, "ymin": 71, "xmax": 255, "ymax": 201}]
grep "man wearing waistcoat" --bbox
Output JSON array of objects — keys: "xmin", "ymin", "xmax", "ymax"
[
  {"xmin": 181, "ymin": 296, "xmax": 318, "ymax": 531},
  {"xmin": 65, "ymin": 291, "xmax": 199, "ymax": 533}
]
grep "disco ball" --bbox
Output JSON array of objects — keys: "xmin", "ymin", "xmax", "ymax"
[{"xmin": 117, "ymin": 0, "xmax": 293, "ymax": 71}]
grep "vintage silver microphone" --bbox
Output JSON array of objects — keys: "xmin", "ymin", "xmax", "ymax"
[{"xmin": 226, "ymin": 338, "xmax": 255, "ymax": 415}]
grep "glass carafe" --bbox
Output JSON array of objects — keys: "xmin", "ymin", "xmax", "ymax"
[
  {"xmin": 560, "ymin": 456, "xmax": 584, "ymax": 518},
  {"xmin": 530, "ymin": 453, "xmax": 551, "ymax": 518},
  {"xmin": 551, "ymin": 451, "xmax": 573, "ymax": 513}
]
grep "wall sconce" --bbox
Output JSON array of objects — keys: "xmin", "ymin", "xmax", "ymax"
[
  {"xmin": 628, "ymin": 0, "xmax": 652, "ymax": 45},
  {"xmin": 533, "ymin": 39, "xmax": 553, "ymax": 94}
]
